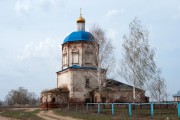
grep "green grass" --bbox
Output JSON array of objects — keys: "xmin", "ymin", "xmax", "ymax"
[
  {"xmin": 54, "ymin": 109, "xmax": 113, "ymax": 120},
  {"xmin": 53, "ymin": 108, "xmax": 179, "ymax": 120},
  {"xmin": 0, "ymin": 109, "xmax": 43, "ymax": 120},
  {"xmin": 2, "ymin": 107, "xmax": 176, "ymax": 120}
]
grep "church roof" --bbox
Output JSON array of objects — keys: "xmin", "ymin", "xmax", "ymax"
[
  {"xmin": 69, "ymin": 65, "xmax": 97, "ymax": 70},
  {"xmin": 57, "ymin": 65, "xmax": 97, "ymax": 73},
  {"xmin": 63, "ymin": 31, "xmax": 94, "ymax": 44},
  {"xmin": 106, "ymin": 79, "xmax": 144, "ymax": 91},
  {"xmin": 173, "ymin": 91, "xmax": 180, "ymax": 97},
  {"xmin": 41, "ymin": 88, "xmax": 69, "ymax": 94}
]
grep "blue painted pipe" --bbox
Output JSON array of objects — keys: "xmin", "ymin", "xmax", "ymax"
[
  {"xmin": 98, "ymin": 104, "xmax": 100, "ymax": 114},
  {"xmin": 128, "ymin": 103, "xmax": 132, "ymax": 118},
  {"xmin": 178, "ymin": 102, "xmax": 180, "ymax": 118},
  {"xmin": 112, "ymin": 103, "xmax": 115, "ymax": 116},
  {"xmin": 150, "ymin": 103, "xmax": 154, "ymax": 118}
]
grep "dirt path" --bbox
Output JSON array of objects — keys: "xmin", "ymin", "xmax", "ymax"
[
  {"xmin": 11, "ymin": 108, "xmax": 38, "ymax": 112},
  {"xmin": 37, "ymin": 110, "xmax": 82, "ymax": 120},
  {"xmin": 0, "ymin": 108, "xmax": 79, "ymax": 120},
  {"xmin": 0, "ymin": 115, "xmax": 18, "ymax": 120}
]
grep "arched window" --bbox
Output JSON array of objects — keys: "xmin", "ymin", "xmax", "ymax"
[{"xmin": 72, "ymin": 45, "xmax": 79, "ymax": 65}]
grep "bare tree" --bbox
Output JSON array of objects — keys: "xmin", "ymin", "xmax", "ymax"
[
  {"xmin": 149, "ymin": 70, "xmax": 167, "ymax": 102},
  {"xmin": 5, "ymin": 87, "xmax": 29, "ymax": 105},
  {"xmin": 5, "ymin": 87, "xmax": 39, "ymax": 106},
  {"xmin": 88, "ymin": 25, "xmax": 114, "ymax": 96},
  {"xmin": 28, "ymin": 92, "xmax": 39, "ymax": 106},
  {"xmin": 119, "ymin": 18, "xmax": 157, "ymax": 102},
  {"xmin": 90, "ymin": 25, "xmax": 114, "ymax": 74}
]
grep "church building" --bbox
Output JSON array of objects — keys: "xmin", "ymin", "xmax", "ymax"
[
  {"xmin": 40, "ymin": 13, "xmax": 148, "ymax": 109},
  {"xmin": 56, "ymin": 13, "xmax": 106, "ymax": 102}
]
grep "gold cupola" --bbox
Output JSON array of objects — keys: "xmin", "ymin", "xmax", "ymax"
[
  {"xmin": 77, "ymin": 9, "xmax": 85, "ymax": 31},
  {"xmin": 76, "ymin": 15, "xmax": 85, "ymax": 23},
  {"xmin": 77, "ymin": 8, "xmax": 85, "ymax": 23}
]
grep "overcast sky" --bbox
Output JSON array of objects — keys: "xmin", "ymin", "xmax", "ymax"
[{"xmin": 0, "ymin": 0, "xmax": 180, "ymax": 101}]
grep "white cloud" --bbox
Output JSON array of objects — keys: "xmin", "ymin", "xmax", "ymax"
[
  {"xmin": 107, "ymin": 29, "xmax": 119, "ymax": 46},
  {"xmin": 15, "ymin": 0, "xmax": 31, "ymax": 15},
  {"xmin": 107, "ymin": 29, "xmax": 117, "ymax": 39},
  {"xmin": 39, "ymin": 0, "xmax": 55, "ymax": 11},
  {"xmin": 104, "ymin": 9, "xmax": 124, "ymax": 20},
  {"xmin": 14, "ymin": 0, "xmax": 68, "ymax": 14},
  {"xmin": 17, "ymin": 37, "xmax": 58, "ymax": 61},
  {"xmin": 39, "ymin": 0, "xmax": 67, "ymax": 12}
]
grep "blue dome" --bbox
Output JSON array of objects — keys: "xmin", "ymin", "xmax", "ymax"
[{"xmin": 63, "ymin": 31, "xmax": 94, "ymax": 44}]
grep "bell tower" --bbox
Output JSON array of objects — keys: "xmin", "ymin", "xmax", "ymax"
[{"xmin": 61, "ymin": 12, "xmax": 97, "ymax": 69}]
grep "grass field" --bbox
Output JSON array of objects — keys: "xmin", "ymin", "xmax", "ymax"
[
  {"xmin": 0, "ymin": 108, "xmax": 43, "ymax": 120},
  {"xmin": 53, "ymin": 107, "xmax": 179, "ymax": 120},
  {"xmin": 0, "ymin": 107, "xmax": 178, "ymax": 120}
]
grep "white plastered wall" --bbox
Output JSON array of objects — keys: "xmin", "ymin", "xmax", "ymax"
[{"xmin": 57, "ymin": 70, "xmax": 73, "ymax": 96}]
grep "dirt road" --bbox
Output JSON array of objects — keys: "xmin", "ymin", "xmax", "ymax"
[
  {"xmin": 0, "ymin": 115, "xmax": 18, "ymax": 120},
  {"xmin": 37, "ymin": 110, "xmax": 82, "ymax": 120},
  {"xmin": 0, "ymin": 108, "xmax": 80, "ymax": 120}
]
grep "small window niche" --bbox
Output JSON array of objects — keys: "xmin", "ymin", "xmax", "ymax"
[
  {"xmin": 85, "ymin": 78, "xmax": 90, "ymax": 88},
  {"xmin": 63, "ymin": 48, "xmax": 67, "ymax": 66},
  {"xmin": 85, "ymin": 45, "xmax": 93, "ymax": 65},
  {"xmin": 52, "ymin": 98, "xmax": 55, "ymax": 103}
]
